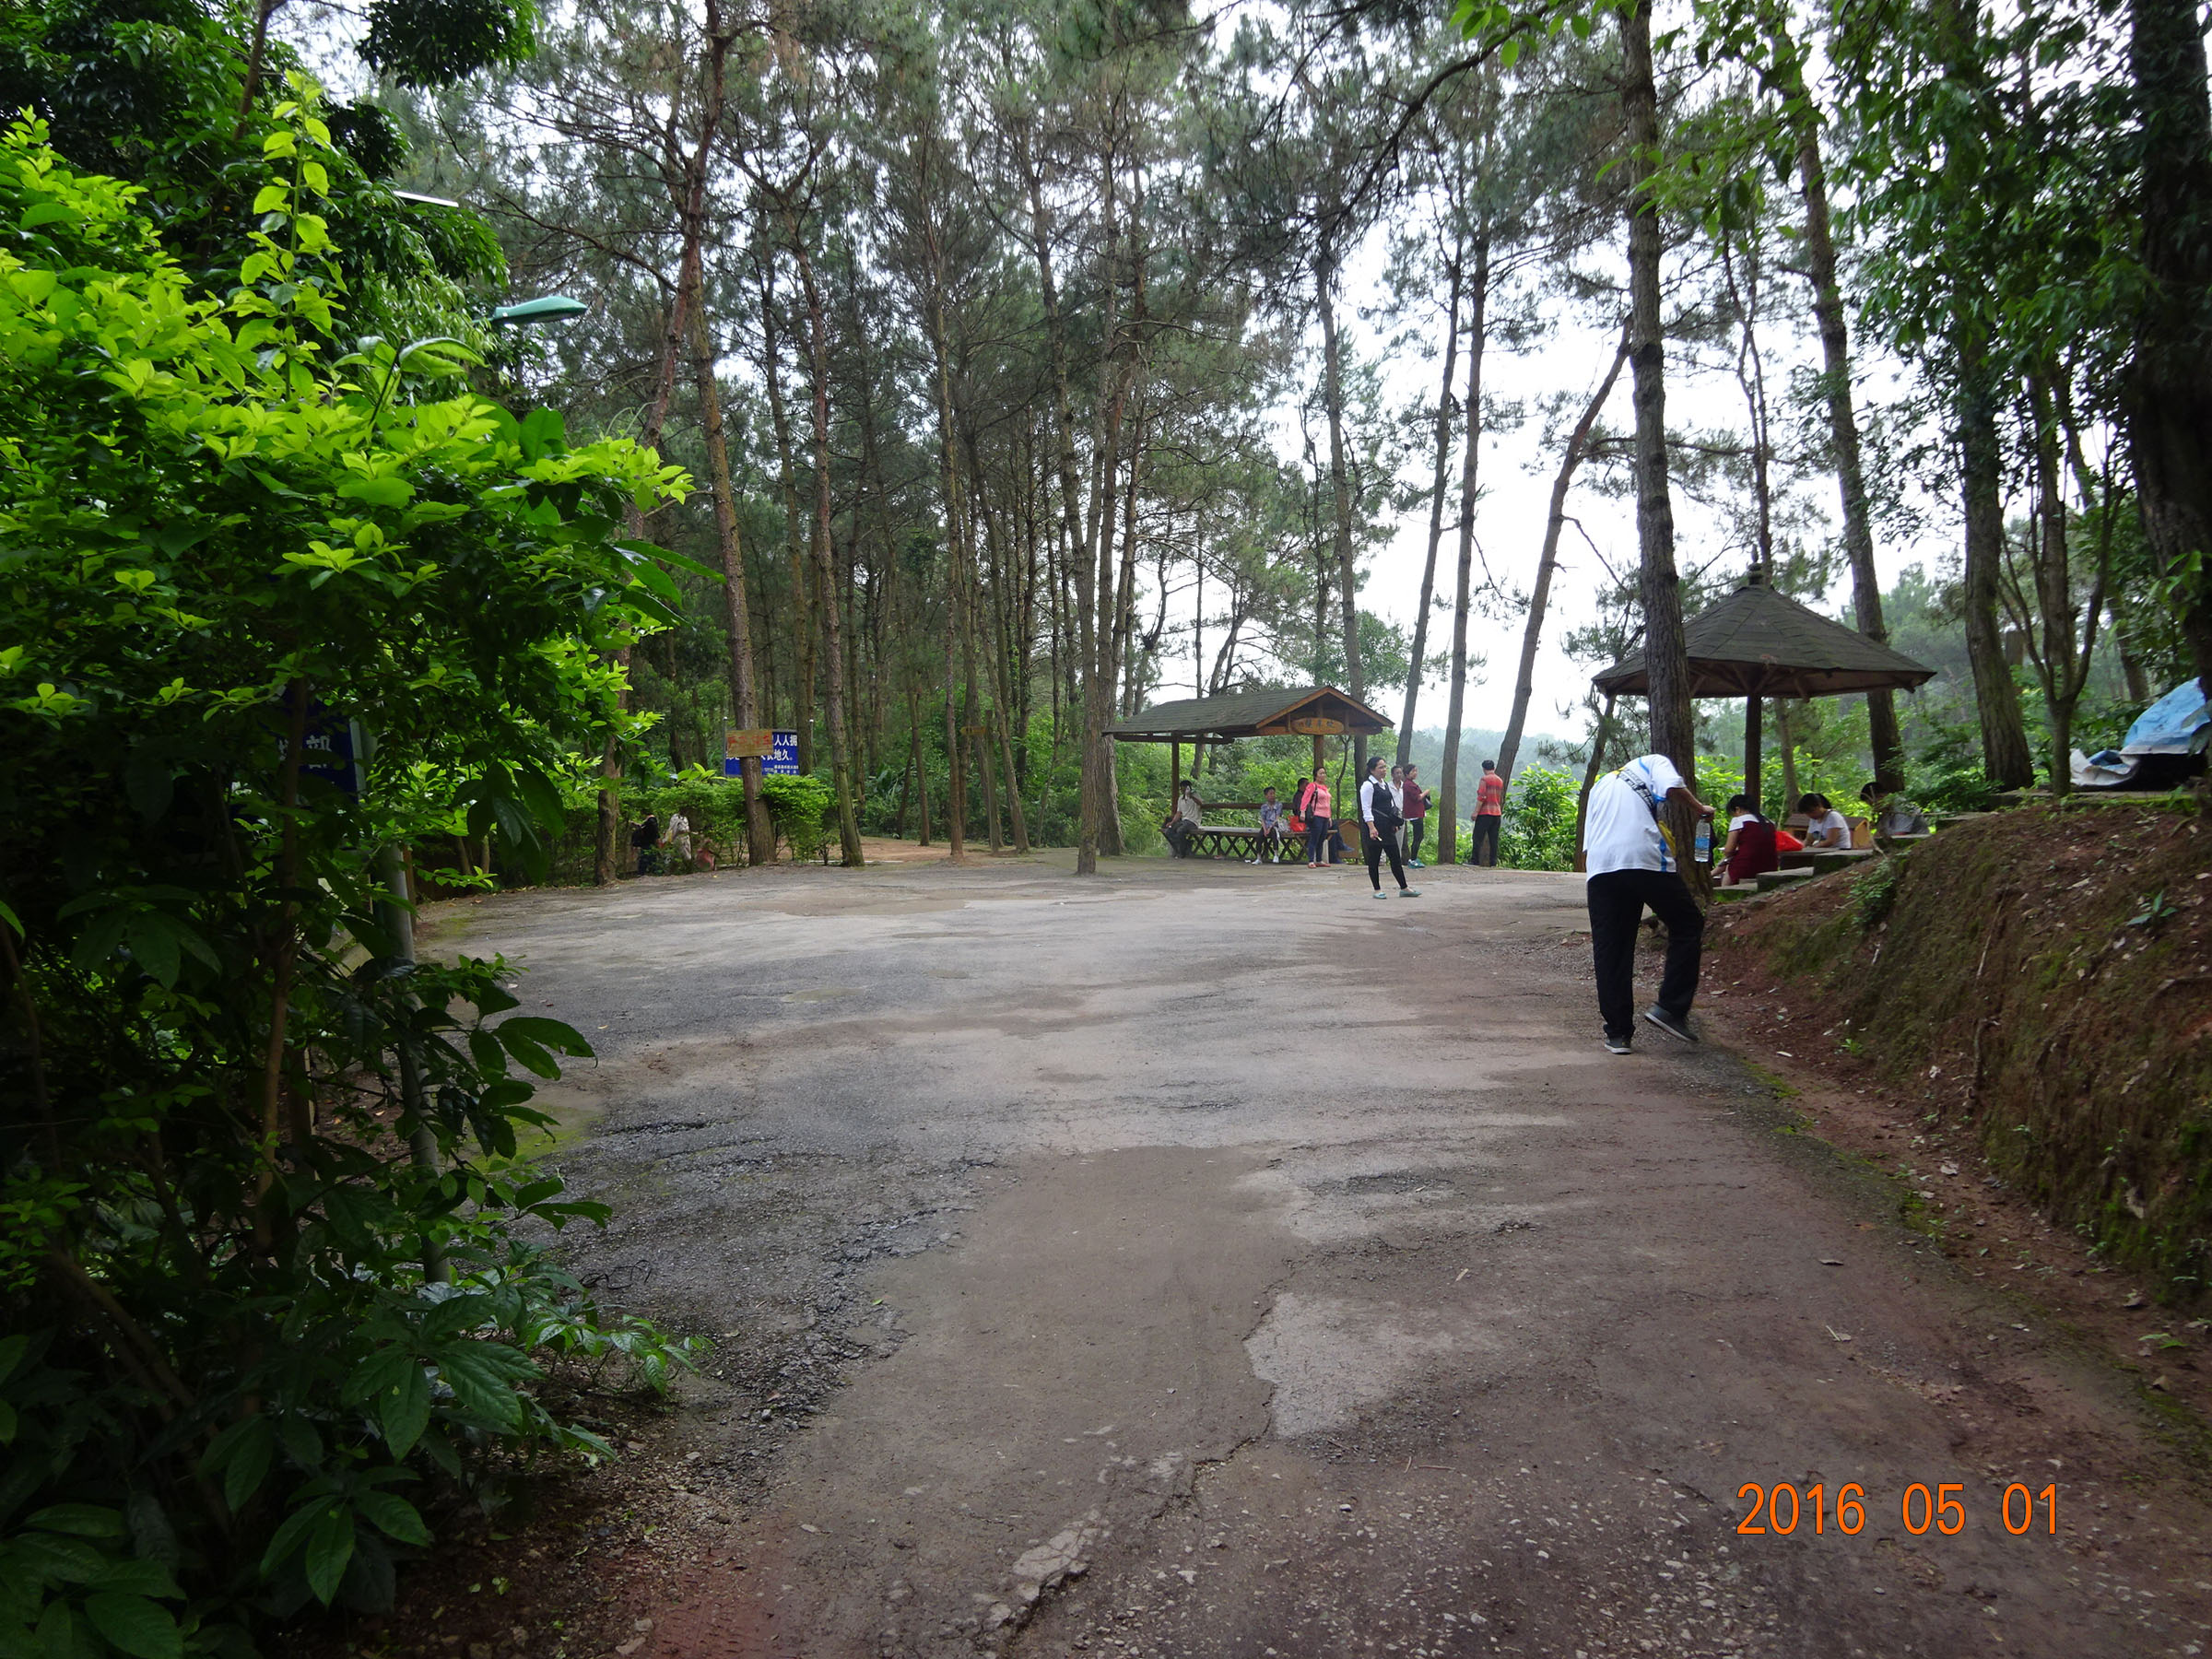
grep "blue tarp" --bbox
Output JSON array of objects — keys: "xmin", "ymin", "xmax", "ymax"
[{"xmin": 2124, "ymin": 679, "xmax": 2211, "ymax": 754}]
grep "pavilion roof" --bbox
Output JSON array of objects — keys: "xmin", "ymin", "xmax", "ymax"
[
  {"xmin": 1591, "ymin": 573, "xmax": 1939, "ymax": 699},
  {"xmin": 1106, "ymin": 684, "xmax": 1394, "ymax": 740}
]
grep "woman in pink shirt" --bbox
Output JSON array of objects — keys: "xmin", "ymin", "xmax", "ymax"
[{"xmin": 1299, "ymin": 777, "xmax": 1333, "ymax": 866}]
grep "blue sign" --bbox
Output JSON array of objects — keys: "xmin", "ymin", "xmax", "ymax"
[
  {"xmin": 724, "ymin": 731, "xmax": 800, "ymax": 779},
  {"xmin": 278, "ymin": 692, "xmax": 364, "ymax": 796}
]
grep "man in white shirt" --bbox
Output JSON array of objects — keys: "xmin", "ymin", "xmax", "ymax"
[
  {"xmin": 1582, "ymin": 753, "xmax": 1716, "ymax": 1053},
  {"xmin": 1164, "ymin": 781, "xmax": 1204, "ymax": 857}
]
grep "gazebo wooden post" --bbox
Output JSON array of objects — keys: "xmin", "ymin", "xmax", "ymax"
[
  {"xmin": 1312, "ymin": 733, "xmax": 1324, "ymax": 776},
  {"xmin": 1171, "ymin": 737, "xmax": 1181, "ymax": 803},
  {"xmin": 1743, "ymin": 694, "xmax": 1761, "ymax": 816}
]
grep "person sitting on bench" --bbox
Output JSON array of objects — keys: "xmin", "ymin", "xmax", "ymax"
[
  {"xmin": 1721, "ymin": 794, "xmax": 1780, "ymax": 885},
  {"xmin": 1796, "ymin": 793, "xmax": 1851, "ymax": 851},
  {"xmin": 1163, "ymin": 780, "xmax": 1204, "ymax": 856},
  {"xmin": 1254, "ymin": 787, "xmax": 1286, "ymax": 864}
]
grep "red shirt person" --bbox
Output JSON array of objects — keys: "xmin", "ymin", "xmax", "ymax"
[{"xmin": 1470, "ymin": 760, "xmax": 1506, "ymax": 866}]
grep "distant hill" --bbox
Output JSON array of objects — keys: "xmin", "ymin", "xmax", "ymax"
[{"xmin": 1395, "ymin": 726, "xmax": 1568, "ymax": 802}]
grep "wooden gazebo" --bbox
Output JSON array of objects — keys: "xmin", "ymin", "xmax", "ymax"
[
  {"xmin": 1590, "ymin": 569, "xmax": 1936, "ymax": 804},
  {"xmin": 1107, "ymin": 685, "xmax": 1394, "ymax": 784}
]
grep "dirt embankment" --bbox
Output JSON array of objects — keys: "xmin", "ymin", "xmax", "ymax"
[{"xmin": 1710, "ymin": 799, "xmax": 2212, "ymax": 1297}]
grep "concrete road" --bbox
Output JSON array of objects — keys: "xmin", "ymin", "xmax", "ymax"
[{"xmin": 442, "ymin": 850, "xmax": 2212, "ymax": 1659}]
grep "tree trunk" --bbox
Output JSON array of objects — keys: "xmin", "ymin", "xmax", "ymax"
[
  {"xmin": 1020, "ymin": 125, "xmax": 1110, "ymax": 875},
  {"xmin": 687, "ymin": 271, "xmax": 771, "ymax": 866},
  {"xmin": 758, "ymin": 255, "xmax": 817, "ymax": 777},
  {"xmin": 1958, "ymin": 342, "xmax": 2038, "ymax": 787},
  {"xmin": 787, "ymin": 223, "xmax": 865, "ymax": 866},
  {"xmin": 1436, "ymin": 242, "xmax": 1492, "ymax": 865},
  {"xmin": 1499, "ymin": 324, "xmax": 1626, "ymax": 785},
  {"xmin": 1398, "ymin": 252, "xmax": 1464, "ymax": 768},
  {"xmin": 1619, "ymin": 0, "xmax": 1700, "ymax": 877},
  {"xmin": 1776, "ymin": 699, "xmax": 1798, "ymax": 811},
  {"xmin": 2127, "ymin": 0, "xmax": 2212, "ymax": 692},
  {"xmin": 908, "ymin": 687, "xmax": 932, "ymax": 845},
  {"xmin": 1777, "ymin": 38, "xmax": 1904, "ymax": 789},
  {"xmin": 968, "ymin": 449, "xmax": 1032, "ymax": 851},
  {"xmin": 1316, "ymin": 253, "xmax": 1367, "ymax": 776}
]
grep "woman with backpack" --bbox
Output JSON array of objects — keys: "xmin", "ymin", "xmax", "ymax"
[
  {"xmin": 1298, "ymin": 775, "xmax": 1333, "ymax": 867},
  {"xmin": 1359, "ymin": 756, "xmax": 1418, "ymax": 899}
]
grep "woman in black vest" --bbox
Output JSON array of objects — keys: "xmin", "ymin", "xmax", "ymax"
[{"xmin": 1358, "ymin": 756, "xmax": 1418, "ymax": 898}]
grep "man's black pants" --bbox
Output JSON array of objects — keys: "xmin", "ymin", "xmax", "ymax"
[
  {"xmin": 1586, "ymin": 867, "xmax": 1703, "ymax": 1040},
  {"xmin": 1470, "ymin": 814, "xmax": 1500, "ymax": 866}
]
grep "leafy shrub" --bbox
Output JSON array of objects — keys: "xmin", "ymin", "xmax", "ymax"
[
  {"xmin": 1902, "ymin": 718, "xmax": 2004, "ymax": 813},
  {"xmin": 0, "ymin": 104, "xmax": 696, "ymax": 1650},
  {"xmin": 759, "ymin": 774, "xmax": 835, "ymax": 860},
  {"xmin": 1499, "ymin": 765, "xmax": 1580, "ymax": 870}
]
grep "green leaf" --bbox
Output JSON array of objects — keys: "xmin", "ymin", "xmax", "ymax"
[
  {"xmin": 497, "ymin": 1030, "xmax": 559, "ymax": 1079},
  {"xmin": 0, "ymin": 1398, "xmax": 16, "ymax": 1443},
  {"xmin": 465, "ymin": 1028, "xmax": 508, "ymax": 1078},
  {"xmin": 301, "ymin": 1506, "xmax": 355, "ymax": 1605},
  {"xmin": 518, "ymin": 407, "xmax": 566, "ymax": 462},
  {"xmin": 13, "ymin": 1529, "xmax": 105, "ymax": 1583},
  {"xmin": 124, "ymin": 912, "xmax": 181, "ymax": 988},
  {"xmin": 19, "ymin": 202, "xmax": 75, "ymax": 229},
  {"xmin": 87, "ymin": 1559, "xmax": 180, "ymax": 1599},
  {"xmin": 612, "ymin": 539, "xmax": 723, "ymax": 584},
  {"xmin": 352, "ymin": 1489, "xmax": 430, "ymax": 1547},
  {"xmin": 343, "ymin": 1345, "xmax": 413, "ymax": 1406},
  {"xmin": 379, "ymin": 1361, "xmax": 431, "ymax": 1459},
  {"xmin": 28, "ymin": 1505, "xmax": 124, "ymax": 1538},
  {"xmin": 433, "ymin": 1342, "xmax": 533, "ymax": 1430},
  {"xmin": 201, "ymin": 1416, "xmax": 275, "ymax": 1512},
  {"xmin": 492, "ymin": 1017, "xmax": 593, "ymax": 1058},
  {"xmin": 83, "ymin": 1593, "xmax": 182, "ymax": 1659},
  {"xmin": 335, "ymin": 475, "xmax": 414, "ymax": 508},
  {"xmin": 421, "ymin": 1291, "xmax": 494, "ymax": 1341},
  {"xmin": 276, "ymin": 1411, "xmax": 322, "ymax": 1471},
  {"xmin": 258, "ymin": 1497, "xmax": 324, "ymax": 1578}
]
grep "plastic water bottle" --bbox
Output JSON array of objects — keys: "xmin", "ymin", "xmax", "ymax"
[{"xmin": 1694, "ymin": 817, "xmax": 1713, "ymax": 864}]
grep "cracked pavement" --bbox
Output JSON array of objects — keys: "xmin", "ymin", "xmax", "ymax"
[{"xmin": 439, "ymin": 850, "xmax": 2212, "ymax": 1659}]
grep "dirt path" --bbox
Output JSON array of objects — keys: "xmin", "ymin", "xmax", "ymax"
[{"xmin": 431, "ymin": 852, "xmax": 2212, "ymax": 1659}]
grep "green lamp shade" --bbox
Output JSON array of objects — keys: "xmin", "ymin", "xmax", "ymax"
[{"xmin": 488, "ymin": 295, "xmax": 589, "ymax": 326}]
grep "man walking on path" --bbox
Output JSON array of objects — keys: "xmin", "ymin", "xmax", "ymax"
[
  {"xmin": 1401, "ymin": 765, "xmax": 1429, "ymax": 867},
  {"xmin": 1582, "ymin": 754, "xmax": 1715, "ymax": 1053},
  {"xmin": 1359, "ymin": 757, "xmax": 1419, "ymax": 899},
  {"xmin": 1471, "ymin": 760, "xmax": 1505, "ymax": 866}
]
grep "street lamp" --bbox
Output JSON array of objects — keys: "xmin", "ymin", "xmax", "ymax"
[{"xmin": 488, "ymin": 295, "xmax": 590, "ymax": 326}]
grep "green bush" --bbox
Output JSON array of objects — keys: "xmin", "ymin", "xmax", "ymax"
[
  {"xmin": 0, "ymin": 107, "xmax": 697, "ymax": 1650},
  {"xmin": 1499, "ymin": 765, "xmax": 1580, "ymax": 870}
]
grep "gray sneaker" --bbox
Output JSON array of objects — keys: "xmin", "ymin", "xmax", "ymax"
[
  {"xmin": 1604, "ymin": 1033, "xmax": 1633, "ymax": 1055},
  {"xmin": 1643, "ymin": 1006, "xmax": 1697, "ymax": 1043},
  {"xmin": 1399, "ymin": 888, "xmax": 1421, "ymax": 898},
  {"xmin": 1372, "ymin": 889, "xmax": 1389, "ymax": 900}
]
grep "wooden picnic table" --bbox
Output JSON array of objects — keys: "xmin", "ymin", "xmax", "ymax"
[{"xmin": 1168, "ymin": 800, "xmax": 1299, "ymax": 860}]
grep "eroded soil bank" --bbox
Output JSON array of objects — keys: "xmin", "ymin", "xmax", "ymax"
[
  {"xmin": 1709, "ymin": 800, "xmax": 2212, "ymax": 1296},
  {"xmin": 292, "ymin": 849, "xmax": 2212, "ymax": 1659}
]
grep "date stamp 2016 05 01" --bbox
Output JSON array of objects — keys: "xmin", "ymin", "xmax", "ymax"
[{"xmin": 1735, "ymin": 1481, "xmax": 2058, "ymax": 1539}]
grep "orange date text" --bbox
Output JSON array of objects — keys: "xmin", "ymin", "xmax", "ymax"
[{"xmin": 1734, "ymin": 1481, "xmax": 2057, "ymax": 1537}]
